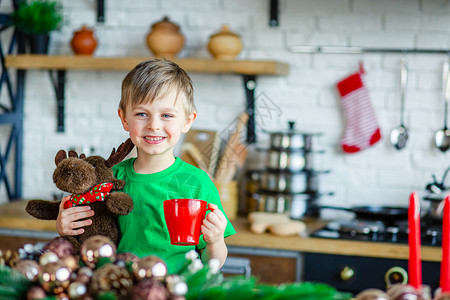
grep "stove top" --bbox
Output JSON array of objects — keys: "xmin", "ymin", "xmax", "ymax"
[{"xmin": 310, "ymin": 218, "xmax": 442, "ymax": 246}]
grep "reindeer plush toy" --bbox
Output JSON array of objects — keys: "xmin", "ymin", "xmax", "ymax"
[{"xmin": 26, "ymin": 139, "xmax": 134, "ymax": 251}]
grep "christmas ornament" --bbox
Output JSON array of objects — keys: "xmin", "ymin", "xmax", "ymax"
[
  {"xmin": 39, "ymin": 261, "xmax": 71, "ymax": 294},
  {"xmin": 116, "ymin": 252, "xmax": 139, "ymax": 265},
  {"xmin": 356, "ymin": 288, "xmax": 389, "ymax": 300},
  {"xmin": 165, "ymin": 274, "xmax": 188, "ymax": 297},
  {"xmin": 14, "ymin": 260, "xmax": 41, "ymax": 281},
  {"xmin": 67, "ymin": 281, "xmax": 88, "ymax": 299},
  {"xmin": 39, "ymin": 251, "xmax": 59, "ymax": 266},
  {"xmin": 18, "ymin": 243, "xmax": 45, "ymax": 261},
  {"xmin": 80, "ymin": 235, "xmax": 116, "ymax": 268},
  {"xmin": 132, "ymin": 255, "xmax": 167, "ymax": 281},
  {"xmin": 43, "ymin": 236, "xmax": 75, "ymax": 258},
  {"xmin": 131, "ymin": 278, "xmax": 168, "ymax": 300},
  {"xmin": 0, "ymin": 249, "xmax": 19, "ymax": 268},
  {"xmin": 26, "ymin": 286, "xmax": 47, "ymax": 300},
  {"xmin": 63, "ymin": 255, "xmax": 78, "ymax": 272},
  {"xmin": 76, "ymin": 266, "xmax": 93, "ymax": 285},
  {"xmin": 90, "ymin": 263, "xmax": 133, "ymax": 299},
  {"xmin": 386, "ymin": 284, "xmax": 423, "ymax": 300},
  {"xmin": 336, "ymin": 66, "xmax": 381, "ymax": 153}
]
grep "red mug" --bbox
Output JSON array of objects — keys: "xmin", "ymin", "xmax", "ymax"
[{"xmin": 163, "ymin": 199, "xmax": 211, "ymax": 246}]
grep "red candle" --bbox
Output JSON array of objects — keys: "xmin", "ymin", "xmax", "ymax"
[
  {"xmin": 441, "ymin": 194, "xmax": 450, "ymax": 292},
  {"xmin": 408, "ymin": 191, "xmax": 422, "ymax": 289}
]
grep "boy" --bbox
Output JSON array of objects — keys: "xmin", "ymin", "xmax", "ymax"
[{"xmin": 56, "ymin": 59, "xmax": 236, "ymax": 273}]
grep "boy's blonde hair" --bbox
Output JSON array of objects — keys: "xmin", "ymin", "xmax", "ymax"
[{"xmin": 120, "ymin": 59, "xmax": 196, "ymax": 116}]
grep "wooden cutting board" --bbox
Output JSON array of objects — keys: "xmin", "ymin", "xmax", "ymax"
[{"xmin": 181, "ymin": 129, "xmax": 221, "ymax": 175}]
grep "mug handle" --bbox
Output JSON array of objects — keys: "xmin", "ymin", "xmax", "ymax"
[{"xmin": 200, "ymin": 205, "xmax": 214, "ymax": 235}]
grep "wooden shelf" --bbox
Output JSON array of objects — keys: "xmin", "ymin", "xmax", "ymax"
[{"xmin": 5, "ymin": 55, "xmax": 289, "ymax": 75}]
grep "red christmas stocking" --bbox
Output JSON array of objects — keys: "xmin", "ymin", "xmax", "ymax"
[{"xmin": 336, "ymin": 71, "xmax": 381, "ymax": 153}]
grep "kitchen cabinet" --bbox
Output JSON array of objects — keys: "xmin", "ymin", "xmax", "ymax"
[{"xmin": 2, "ymin": 55, "xmax": 289, "ymax": 201}]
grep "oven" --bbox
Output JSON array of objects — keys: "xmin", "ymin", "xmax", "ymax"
[
  {"xmin": 303, "ymin": 253, "xmax": 440, "ymax": 295},
  {"xmin": 306, "ymin": 214, "xmax": 442, "ymax": 294}
]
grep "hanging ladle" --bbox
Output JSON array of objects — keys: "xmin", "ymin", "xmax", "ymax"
[
  {"xmin": 435, "ymin": 58, "xmax": 450, "ymax": 152},
  {"xmin": 390, "ymin": 57, "xmax": 409, "ymax": 150}
]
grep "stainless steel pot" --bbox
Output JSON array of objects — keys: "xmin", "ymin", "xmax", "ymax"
[
  {"xmin": 255, "ymin": 192, "xmax": 313, "ymax": 219},
  {"xmin": 268, "ymin": 121, "xmax": 317, "ymax": 151},
  {"xmin": 260, "ymin": 171, "xmax": 319, "ymax": 194},
  {"xmin": 266, "ymin": 149, "xmax": 314, "ymax": 171}
]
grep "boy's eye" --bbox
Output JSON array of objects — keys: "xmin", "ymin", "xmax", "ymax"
[
  {"xmin": 162, "ymin": 113, "xmax": 174, "ymax": 118},
  {"xmin": 135, "ymin": 112, "xmax": 147, "ymax": 117}
]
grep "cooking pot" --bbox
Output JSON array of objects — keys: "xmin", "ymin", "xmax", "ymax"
[
  {"xmin": 256, "ymin": 192, "xmax": 312, "ymax": 219},
  {"xmin": 260, "ymin": 170, "xmax": 321, "ymax": 194},
  {"xmin": 266, "ymin": 149, "xmax": 319, "ymax": 172},
  {"xmin": 267, "ymin": 121, "xmax": 320, "ymax": 151}
]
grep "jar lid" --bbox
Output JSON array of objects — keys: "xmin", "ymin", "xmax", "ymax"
[
  {"xmin": 210, "ymin": 24, "xmax": 240, "ymax": 38},
  {"xmin": 152, "ymin": 16, "xmax": 180, "ymax": 31}
]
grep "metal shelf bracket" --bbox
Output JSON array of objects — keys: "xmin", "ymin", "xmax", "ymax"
[
  {"xmin": 269, "ymin": 0, "xmax": 279, "ymax": 27},
  {"xmin": 49, "ymin": 70, "xmax": 66, "ymax": 132},
  {"xmin": 243, "ymin": 74, "xmax": 257, "ymax": 144}
]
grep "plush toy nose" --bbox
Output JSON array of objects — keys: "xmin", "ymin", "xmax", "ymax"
[{"xmin": 53, "ymin": 158, "xmax": 97, "ymax": 194}]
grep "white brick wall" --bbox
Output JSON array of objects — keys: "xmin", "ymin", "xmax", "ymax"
[{"xmin": 2, "ymin": 0, "xmax": 450, "ymax": 210}]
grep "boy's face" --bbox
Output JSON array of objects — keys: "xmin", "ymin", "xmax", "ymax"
[{"xmin": 118, "ymin": 88, "xmax": 196, "ymax": 161}]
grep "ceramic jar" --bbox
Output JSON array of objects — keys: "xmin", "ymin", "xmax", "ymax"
[
  {"xmin": 207, "ymin": 25, "xmax": 243, "ymax": 60},
  {"xmin": 146, "ymin": 16, "xmax": 184, "ymax": 58},
  {"xmin": 70, "ymin": 26, "xmax": 97, "ymax": 55}
]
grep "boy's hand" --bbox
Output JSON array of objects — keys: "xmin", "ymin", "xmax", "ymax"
[
  {"xmin": 56, "ymin": 195, "xmax": 94, "ymax": 236},
  {"xmin": 201, "ymin": 203, "xmax": 227, "ymax": 245}
]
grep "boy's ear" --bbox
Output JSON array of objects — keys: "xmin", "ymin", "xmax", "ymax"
[
  {"xmin": 182, "ymin": 112, "xmax": 197, "ymax": 133},
  {"xmin": 118, "ymin": 108, "xmax": 130, "ymax": 132}
]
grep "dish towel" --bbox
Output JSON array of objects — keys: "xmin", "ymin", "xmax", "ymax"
[{"xmin": 336, "ymin": 69, "xmax": 381, "ymax": 153}]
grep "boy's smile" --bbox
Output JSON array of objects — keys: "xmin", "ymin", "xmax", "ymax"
[{"xmin": 118, "ymin": 87, "xmax": 196, "ymax": 172}]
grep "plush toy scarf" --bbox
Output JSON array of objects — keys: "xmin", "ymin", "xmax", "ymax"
[{"xmin": 64, "ymin": 182, "xmax": 113, "ymax": 209}]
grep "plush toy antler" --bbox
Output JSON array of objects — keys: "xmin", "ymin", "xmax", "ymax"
[
  {"xmin": 26, "ymin": 139, "xmax": 135, "ymax": 251},
  {"xmin": 105, "ymin": 138, "xmax": 134, "ymax": 168}
]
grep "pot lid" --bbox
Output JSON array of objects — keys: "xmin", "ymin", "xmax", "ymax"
[{"xmin": 268, "ymin": 121, "xmax": 322, "ymax": 136}]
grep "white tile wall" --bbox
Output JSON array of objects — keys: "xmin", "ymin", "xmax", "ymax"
[{"xmin": 2, "ymin": 0, "xmax": 450, "ymax": 209}]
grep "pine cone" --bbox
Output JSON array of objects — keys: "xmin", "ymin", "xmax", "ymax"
[
  {"xmin": 0, "ymin": 249, "xmax": 20, "ymax": 268},
  {"xmin": 90, "ymin": 264, "xmax": 133, "ymax": 299}
]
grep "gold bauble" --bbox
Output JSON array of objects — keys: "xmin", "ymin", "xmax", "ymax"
[
  {"xmin": 80, "ymin": 235, "xmax": 116, "ymax": 268},
  {"xmin": 132, "ymin": 255, "xmax": 167, "ymax": 281},
  {"xmin": 39, "ymin": 261, "xmax": 71, "ymax": 293},
  {"xmin": 14, "ymin": 260, "xmax": 41, "ymax": 281}
]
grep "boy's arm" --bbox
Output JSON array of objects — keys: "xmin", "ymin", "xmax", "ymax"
[
  {"xmin": 201, "ymin": 238, "xmax": 228, "ymax": 267},
  {"xmin": 200, "ymin": 203, "xmax": 228, "ymax": 267}
]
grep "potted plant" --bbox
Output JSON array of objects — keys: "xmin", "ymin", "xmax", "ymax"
[{"xmin": 11, "ymin": 0, "xmax": 63, "ymax": 54}]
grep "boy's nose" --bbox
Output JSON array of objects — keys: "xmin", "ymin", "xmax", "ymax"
[{"xmin": 147, "ymin": 118, "xmax": 161, "ymax": 131}]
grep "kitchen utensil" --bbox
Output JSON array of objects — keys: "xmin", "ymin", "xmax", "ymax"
[
  {"xmin": 423, "ymin": 193, "xmax": 447, "ymax": 220},
  {"xmin": 435, "ymin": 58, "xmax": 450, "ymax": 152},
  {"xmin": 268, "ymin": 121, "xmax": 316, "ymax": 151},
  {"xmin": 320, "ymin": 205, "xmax": 408, "ymax": 221},
  {"xmin": 163, "ymin": 198, "xmax": 211, "ymax": 245},
  {"xmin": 215, "ymin": 112, "xmax": 249, "ymax": 182},
  {"xmin": 390, "ymin": 57, "xmax": 409, "ymax": 150}
]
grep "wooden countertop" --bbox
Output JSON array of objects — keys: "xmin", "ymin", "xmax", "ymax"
[{"xmin": 0, "ymin": 200, "xmax": 442, "ymax": 262}]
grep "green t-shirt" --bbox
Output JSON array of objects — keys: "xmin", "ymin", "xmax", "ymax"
[{"xmin": 112, "ymin": 157, "xmax": 236, "ymax": 274}]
